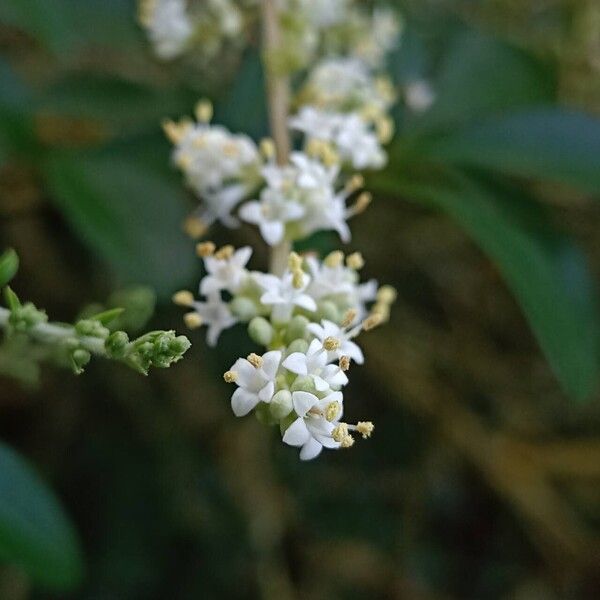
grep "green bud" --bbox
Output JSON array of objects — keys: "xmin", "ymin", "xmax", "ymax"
[
  {"xmin": 270, "ymin": 390, "xmax": 293, "ymax": 420},
  {"xmin": 105, "ymin": 331, "xmax": 129, "ymax": 358},
  {"xmin": 9, "ymin": 302, "xmax": 47, "ymax": 331},
  {"xmin": 248, "ymin": 317, "xmax": 274, "ymax": 346},
  {"xmin": 169, "ymin": 335, "xmax": 191, "ymax": 355},
  {"xmin": 0, "ymin": 249, "xmax": 19, "ymax": 288},
  {"xmin": 285, "ymin": 315, "xmax": 309, "ymax": 344},
  {"xmin": 255, "ymin": 402, "xmax": 278, "ymax": 426},
  {"xmin": 75, "ymin": 319, "xmax": 109, "ymax": 339},
  {"xmin": 291, "ymin": 374, "xmax": 317, "ymax": 395},
  {"xmin": 279, "ymin": 411, "xmax": 298, "ymax": 435},
  {"xmin": 230, "ymin": 297, "xmax": 258, "ymax": 322},
  {"xmin": 318, "ymin": 301, "xmax": 339, "ymax": 323},
  {"xmin": 71, "ymin": 349, "xmax": 91, "ymax": 374},
  {"xmin": 287, "ymin": 338, "xmax": 309, "ymax": 355}
]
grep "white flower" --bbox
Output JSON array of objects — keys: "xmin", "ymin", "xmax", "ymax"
[
  {"xmin": 239, "ymin": 188, "xmax": 305, "ymax": 246},
  {"xmin": 200, "ymin": 246, "xmax": 252, "ymax": 295},
  {"xmin": 299, "ymin": 0, "xmax": 349, "ymax": 29},
  {"xmin": 138, "ymin": 0, "xmax": 193, "ymax": 60},
  {"xmin": 352, "ymin": 7, "xmax": 402, "ymax": 68},
  {"xmin": 172, "ymin": 122, "xmax": 260, "ymax": 226},
  {"xmin": 283, "ymin": 339, "xmax": 349, "ymax": 390},
  {"xmin": 255, "ymin": 271, "xmax": 317, "ymax": 322},
  {"xmin": 307, "ymin": 320, "xmax": 364, "ymax": 364},
  {"xmin": 228, "ymin": 351, "xmax": 282, "ymax": 416},
  {"xmin": 290, "ymin": 107, "xmax": 386, "ymax": 170},
  {"xmin": 305, "ymin": 256, "xmax": 357, "ymax": 300},
  {"xmin": 192, "ymin": 292, "xmax": 238, "ymax": 346},
  {"xmin": 282, "ymin": 391, "xmax": 343, "ymax": 460}
]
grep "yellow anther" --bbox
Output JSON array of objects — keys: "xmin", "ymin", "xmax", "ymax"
[
  {"xmin": 346, "ymin": 252, "xmax": 365, "ymax": 270},
  {"xmin": 341, "ymin": 308, "xmax": 358, "ymax": 328},
  {"xmin": 247, "ymin": 353, "xmax": 263, "ymax": 368},
  {"xmin": 362, "ymin": 314, "xmax": 383, "ymax": 331},
  {"xmin": 288, "ymin": 252, "xmax": 303, "ymax": 271},
  {"xmin": 371, "ymin": 302, "xmax": 390, "ymax": 321},
  {"xmin": 345, "ymin": 174, "xmax": 364, "ymax": 193},
  {"xmin": 194, "ymin": 99, "xmax": 213, "ymax": 123},
  {"xmin": 196, "ymin": 241, "xmax": 216, "ymax": 258},
  {"xmin": 222, "ymin": 141, "xmax": 239, "ymax": 157},
  {"xmin": 172, "ymin": 290, "xmax": 194, "ymax": 307},
  {"xmin": 223, "ymin": 370, "xmax": 238, "ymax": 383},
  {"xmin": 214, "ymin": 245, "xmax": 234, "ymax": 260},
  {"xmin": 324, "ymin": 251, "xmax": 344, "ymax": 268},
  {"xmin": 353, "ymin": 192, "xmax": 372, "ymax": 215},
  {"xmin": 356, "ymin": 421, "xmax": 374, "ymax": 439},
  {"xmin": 183, "ymin": 312, "xmax": 203, "ymax": 329},
  {"xmin": 341, "ymin": 434, "xmax": 355, "ymax": 448},
  {"xmin": 175, "ymin": 152, "xmax": 192, "ymax": 169},
  {"xmin": 375, "ymin": 76, "xmax": 396, "ymax": 103},
  {"xmin": 183, "ymin": 215, "xmax": 207, "ymax": 239},
  {"xmin": 376, "ymin": 117, "xmax": 395, "ymax": 144},
  {"xmin": 292, "ymin": 269, "xmax": 304, "ymax": 290},
  {"xmin": 376, "ymin": 285, "xmax": 397, "ymax": 305},
  {"xmin": 260, "ymin": 138, "xmax": 276, "ymax": 160},
  {"xmin": 332, "ymin": 423, "xmax": 349, "ymax": 443},
  {"xmin": 339, "ymin": 356, "xmax": 351, "ymax": 371},
  {"xmin": 323, "ymin": 337, "xmax": 341, "ymax": 351},
  {"xmin": 325, "ymin": 402, "xmax": 340, "ymax": 422},
  {"xmin": 162, "ymin": 119, "xmax": 190, "ymax": 144}
]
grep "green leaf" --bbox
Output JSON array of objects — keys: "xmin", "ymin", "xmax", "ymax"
[
  {"xmin": 413, "ymin": 109, "xmax": 600, "ymax": 193},
  {"xmin": 43, "ymin": 152, "xmax": 197, "ymax": 298},
  {"xmin": 3, "ymin": 286, "xmax": 21, "ymax": 310},
  {"xmin": 0, "ymin": 249, "xmax": 19, "ymax": 287},
  {"xmin": 0, "ymin": 441, "xmax": 83, "ymax": 590},
  {"xmin": 407, "ymin": 29, "xmax": 556, "ymax": 134},
  {"xmin": 89, "ymin": 307, "xmax": 125, "ymax": 325},
  {"xmin": 379, "ymin": 171, "xmax": 600, "ymax": 401}
]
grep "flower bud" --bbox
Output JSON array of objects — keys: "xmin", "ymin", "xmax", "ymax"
[
  {"xmin": 75, "ymin": 319, "xmax": 109, "ymax": 339},
  {"xmin": 285, "ymin": 315, "xmax": 309, "ymax": 343},
  {"xmin": 248, "ymin": 317, "xmax": 273, "ymax": 346},
  {"xmin": 287, "ymin": 338, "xmax": 309, "ymax": 355},
  {"xmin": 230, "ymin": 297, "xmax": 258, "ymax": 322},
  {"xmin": 291, "ymin": 374, "xmax": 317, "ymax": 395},
  {"xmin": 270, "ymin": 390, "xmax": 293, "ymax": 420},
  {"xmin": 71, "ymin": 348, "xmax": 91, "ymax": 374},
  {"xmin": 105, "ymin": 331, "xmax": 130, "ymax": 358},
  {"xmin": 317, "ymin": 301, "xmax": 339, "ymax": 323}
]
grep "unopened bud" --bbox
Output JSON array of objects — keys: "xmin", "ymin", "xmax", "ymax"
[
  {"xmin": 248, "ymin": 317, "xmax": 274, "ymax": 346},
  {"xmin": 230, "ymin": 297, "xmax": 258, "ymax": 322},
  {"xmin": 106, "ymin": 331, "xmax": 130, "ymax": 358},
  {"xmin": 270, "ymin": 390, "xmax": 293, "ymax": 420}
]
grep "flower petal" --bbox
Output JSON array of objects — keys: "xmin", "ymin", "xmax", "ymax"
[
  {"xmin": 258, "ymin": 380, "xmax": 275, "ymax": 403},
  {"xmin": 282, "ymin": 418, "xmax": 311, "ymax": 447},
  {"xmin": 231, "ymin": 388, "xmax": 259, "ymax": 417},
  {"xmin": 282, "ymin": 352, "xmax": 308, "ymax": 375},
  {"xmin": 292, "ymin": 391, "xmax": 318, "ymax": 417},
  {"xmin": 261, "ymin": 351, "xmax": 282, "ymax": 379},
  {"xmin": 300, "ymin": 438, "xmax": 323, "ymax": 461}
]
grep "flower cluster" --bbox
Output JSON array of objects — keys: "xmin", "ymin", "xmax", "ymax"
[
  {"xmin": 174, "ymin": 246, "xmax": 396, "ymax": 459},
  {"xmin": 138, "ymin": 0, "xmax": 250, "ymax": 61}
]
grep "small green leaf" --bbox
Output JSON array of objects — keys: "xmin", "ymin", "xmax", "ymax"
[
  {"xmin": 377, "ymin": 170, "xmax": 600, "ymax": 401},
  {"xmin": 0, "ymin": 441, "xmax": 83, "ymax": 590},
  {"xmin": 3, "ymin": 286, "xmax": 21, "ymax": 310},
  {"xmin": 89, "ymin": 307, "xmax": 125, "ymax": 325},
  {"xmin": 0, "ymin": 249, "xmax": 19, "ymax": 287},
  {"xmin": 416, "ymin": 109, "xmax": 600, "ymax": 193}
]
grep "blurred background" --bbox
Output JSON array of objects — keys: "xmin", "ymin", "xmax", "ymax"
[{"xmin": 1, "ymin": 0, "xmax": 600, "ymax": 598}]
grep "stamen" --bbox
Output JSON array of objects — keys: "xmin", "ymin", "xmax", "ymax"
[
  {"xmin": 288, "ymin": 252, "xmax": 303, "ymax": 271},
  {"xmin": 183, "ymin": 215, "xmax": 207, "ymax": 239},
  {"xmin": 196, "ymin": 241, "xmax": 216, "ymax": 258},
  {"xmin": 323, "ymin": 337, "xmax": 341, "ymax": 351},
  {"xmin": 345, "ymin": 174, "xmax": 364, "ymax": 193},
  {"xmin": 332, "ymin": 423, "xmax": 349, "ymax": 443},
  {"xmin": 339, "ymin": 356, "xmax": 351, "ymax": 371},
  {"xmin": 172, "ymin": 290, "xmax": 194, "ymax": 307},
  {"xmin": 223, "ymin": 370, "xmax": 238, "ymax": 383},
  {"xmin": 377, "ymin": 285, "xmax": 397, "ymax": 305},
  {"xmin": 340, "ymin": 434, "xmax": 355, "ymax": 448},
  {"xmin": 324, "ymin": 251, "xmax": 344, "ymax": 268},
  {"xmin": 346, "ymin": 252, "xmax": 365, "ymax": 270},
  {"xmin": 351, "ymin": 192, "xmax": 372, "ymax": 216},
  {"xmin": 260, "ymin": 138, "xmax": 275, "ymax": 159},
  {"xmin": 162, "ymin": 119, "xmax": 190, "ymax": 144},
  {"xmin": 371, "ymin": 302, "xmax": 390, "ymax": 321},
  {"xmin": 215, "ymin": 245, "xmax": 234, "ymax": 260},
  {"xmin": 325, "ymin": 402, "xmax": 340, "ymax": 422},
  {"xmin": 195, "ymin": 100, "xmax": 213, "ymax": 123},
  {"xmin": 247, "ymin": 353, "xmax": 263, "ymax": 369},
  {"xmin": 341, "ymin": 308, "xmax": 358, "ymax": 328},
  {"xmin": 184, "ymin": 312, "xmax": 203, "ymax": 329},
  {"xmin": 356, "ymin": 421, "xmax": 374, "ymax": 439},
  {"xmin": 376, "ymin": 117, "xmax": 394, "ymax": 144},
  {"xmin": 362, "ymin": 314, "xmax": 383, "ymax": 331}
]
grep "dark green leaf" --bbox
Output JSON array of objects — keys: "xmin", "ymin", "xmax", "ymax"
[
  {"xmin": 0, "ymin": 441, "xmax": 83, "ymax": 590},
  {"xmin": 414, "ymin": 109, "xmax": 600, "ymax": 193},
  {"xmin": 0, "ymin": 249, "xmax": 19, "ymax": 287},
  {"xmin": 379, "ymin": 171, "xmax": 600, "ymax": 401},
  {"xmin": 43, "ymin": 153, "xmax": 197, "ymax": 298}
]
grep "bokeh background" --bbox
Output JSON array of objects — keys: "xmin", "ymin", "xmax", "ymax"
[{"xmin": 1, "ymin": 0, "xmax": 600, "ymax": 598}]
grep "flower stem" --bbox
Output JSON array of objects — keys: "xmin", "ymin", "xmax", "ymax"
[{"xmin": 260, "ymin": 0, "xmax": 292, "ymax": 276}]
